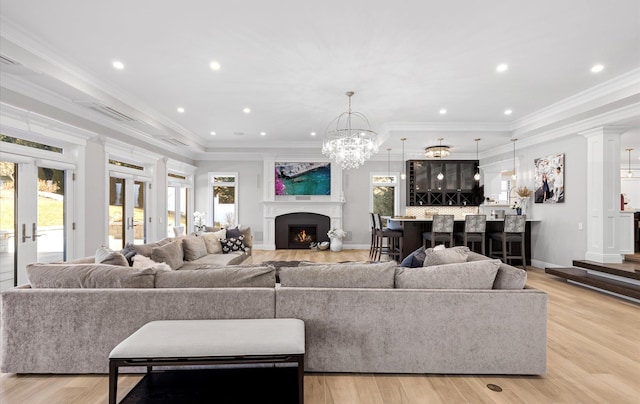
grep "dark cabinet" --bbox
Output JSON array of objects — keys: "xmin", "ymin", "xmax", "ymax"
[{"xmin": 406, "ymin": 160, "xmax": 479, "ymax": 206}]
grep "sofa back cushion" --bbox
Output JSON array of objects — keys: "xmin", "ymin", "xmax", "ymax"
[
  {"xmin": 279, "ymin": 261, "xmax": 396, "ymax": 288},
  {"xmin": 151, "ymin": 240, "xmax": 184, "ymax": 270},
  {"xmin": 182, "ymin": 236, "xmax": 208, "ymax": 261},
  {"xmin": 395, "ymin": 259, "xmax": 500, "ymax": 289},
  {"xmin": 26, "ymin": 263, "xmax": 156, "ymax": 288},
  {"xmin": 155, "ymin": 265, "xmax": 275, "ymax": 288}
]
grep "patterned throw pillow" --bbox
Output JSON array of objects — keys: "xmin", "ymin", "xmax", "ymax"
[{"xmin": 220, "ymin": 235, "xmax": 246, "ymax": 253}]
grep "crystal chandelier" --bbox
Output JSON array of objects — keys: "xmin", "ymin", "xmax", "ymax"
[{"xmin": 322, "ymin": 91, "xmax": 378, "ymax": 169}]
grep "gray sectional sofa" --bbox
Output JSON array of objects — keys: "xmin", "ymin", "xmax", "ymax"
[{"xmin": 0, "ymin": 249, "xmax": 547, "ymax": 376}]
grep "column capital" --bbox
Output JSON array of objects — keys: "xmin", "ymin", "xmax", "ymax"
[{"xmin": 579, "ymin": 125, "xmax": 630, "ymax": 138}]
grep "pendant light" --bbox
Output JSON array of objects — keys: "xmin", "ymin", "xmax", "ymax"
[
  {"xmin": 400, "ymin": 138, "xmax": 407, "ymax": 180},
  {"xmin": 436, "ymin": 137, "xmax": 445, "ymax": 181},
  {"xmin": 474, "ymin": 138, "xmax": 481, "ymax": 181},
  {"xmin": 511, "ymin": 138, "xmax": 518, "ymax": 180},
  {"xmin": 626, "ymin": 148, "xmax": 634, "ymax": 178}
]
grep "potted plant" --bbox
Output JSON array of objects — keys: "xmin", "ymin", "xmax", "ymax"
[{"xmin": 327, "ymin": 228, "xmax": 346, "ymax": 252}]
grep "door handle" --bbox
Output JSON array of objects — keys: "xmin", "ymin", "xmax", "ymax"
[
  {"xmin": 22, "ymin": 223, "xmax": 31, "ymax": 243},
  {"xmin": 32, "ymin": 223, "xmax": 42, "ymax": 241}
]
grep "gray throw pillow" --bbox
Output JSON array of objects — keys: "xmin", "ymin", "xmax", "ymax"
[
  {"xmin": 423, "ymin": 246, "xmax": 469, "ymax": 267},
  {"xmin": 155, "ymin": 266, "xmax": 275, "ymax": 288},
  {"xmin": 400, "ymin": 246, "xmax": 426, "ymax": 267},
  {"xmin": 182, "ymin": 236, "xmax": 208, "ymax": 261},
  {"xmin": 95, "ymin": 246, "xmax": 129, "ymax": 267},
  {"xmin": 129, "ymin": 238, "xmax": 173, "ymax": 257},
  {"xmin": 395, "ymin": 259, "xmax": 500, "ymax": 289},
  {"xmin": 151, "ymin": 240, "xmax": 184, "ymax": 270},
  {"xmin": 26, "ymin": 263, "xmax": 155, "ymax": 288},
  {"xmin": 279, "ymin": 261, "xmax": 396, "ymax": 288},
  {"xmin": 493, "ymin": 263, "xmax": 528, "ymax": 289}
]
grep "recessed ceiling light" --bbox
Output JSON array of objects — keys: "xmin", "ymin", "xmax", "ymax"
[
  {"xmin": 591, "ymin": 64, "xmax": 604, "ymax": 73},
  {"xmin": 260, "ymin": 132, "xmax": 266, "ymax": 136},
  {"xmin": 439, "ymin": 109, "xmax": 447, "ymax": 115},
  {"xmin": 210, "ymin": 131, "xmax": 216, "ymax": 136},
  {"xmin": 112, "ymin": 61, "xmax": 124, "ymax": 70},
  {"xmin": 243, "ymin": 107, "xmax": 251, "ymax": 114},
  {"xmin": 496, "ymin": 63, "xmax": 509, "ymax": 72},
  {"xmin": 310, "ymin": 132, "xmax": 316, "ymax": 136},
  {"xmin": 504, "ymin": 109, "xmax": 513, "ymax": 115},
  {"xmin": 177, "ymin": 107, "xmax": 185, "ymax": 113},
  {"xmin": 209, "ymin": 61, "xmax": 221, "ymax": 71}
]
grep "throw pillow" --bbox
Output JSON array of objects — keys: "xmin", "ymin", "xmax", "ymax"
[
  {"xmin": 95, "ymin": 246, "xmax": 129, "ymax": 267},
  {"xmin": 395, "ymin": 259, "xmax": 501, "ymax": 289},
  {"xmin": 239, "ymin": 226, "xmax": 252, "ymax": 248},
  {"xmin": 120, "ymin": 244, "xmax": 137, "ymax": 266},
  {"xmin": 129, "ymin": 238, "xmax": 173, "ymax": 257},
  {"xmin": 182, "ymin": 236, "xmax": 208, "ymax": 261},
  {"xmin": 132, "ymin": 254, "xmax": 172, "ymax": 271},
  {"xmin": 399, "ymin": 246, "xmax": 426, "ymax": 268},
  {"xmin": 202, "ymin": 229, "xmax": 226, "ymax": 254},
  {"xmin": 225, "ymin": 226, "xmax": 242, "ymax": 239},
  {"xmin": 493, "ymin": 263, "xmax": 528, "ymax": 289},
  {"xmin": 220, "ymin": 235, "xmax": 246, "ymax": 253},
  {"xmin": 423, "ymin": 246, "xmax": 469, "ymax": 267},
  {"xmin": 150, "ymin": 240, "xmax": 184, "ymax": 270}
]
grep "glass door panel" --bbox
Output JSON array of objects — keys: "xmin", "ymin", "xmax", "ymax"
[
  {"xmin": 179, "ymin": 187, "xmax": 187, "ymax": 228},
  {"xmin": 36, "ymin": 167, "xmax": 65, "ymax": 263},
  {"xmin": 109, "ymin": 177, "xmax": 126, "ymax": 250},
  {"xmin": 133, "ymin": 181, "xmax": 146, "ymax": 244},
  {"xmin": 0, "ymin": 162, "xmax": 16, "ymax": 291}
]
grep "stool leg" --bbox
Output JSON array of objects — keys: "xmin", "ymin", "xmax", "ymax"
[
  {"xmin": 521, "ymin": 236, "xmax": 527, "ymax": 270},
  {"xmin": 109, "ymin": 360, "xmax": 118, "ymax": 404},
  {"xmin": 481, "ymin": 236, "xmax": 485, "ymax": 255},
  {"xmin": 502, "ymin": 237, "xmax": 507, "ymax": 264}
]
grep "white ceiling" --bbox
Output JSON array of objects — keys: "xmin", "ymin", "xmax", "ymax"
[{"xmin": 0, "ymin": 0, "xmax": 639, "ymax": 161}]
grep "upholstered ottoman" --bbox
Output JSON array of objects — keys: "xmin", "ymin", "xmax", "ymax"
[{"xmin": 108, "ymin": 319, "xmax": 305, "ymax": 404}]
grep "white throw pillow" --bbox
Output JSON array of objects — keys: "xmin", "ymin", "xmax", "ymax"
[
  {"xmin": 132, "ymin": 254, "xmax": 172, "ymax": 271},
  {"xmin": 202, "ymin": 229, "xmax": 226, "ymax": 254}
]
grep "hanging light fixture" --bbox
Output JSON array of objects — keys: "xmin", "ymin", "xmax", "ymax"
[
  {"xmin": 511, "ymin": 138, "xmax": 518, "ymax": 180},
  {"xmin": 436, "ymin": 137, "xmax": 445, "ymax": 180},
  {"xmin": 322, "ymin": 91, "xmax": 379, "ymax": 169},
  {"xmin": 424, "ymin": 138, "xmax": 450, "ymax": 158},
  {"xmin": 400, "ymin": 137, "xmax": 407, "ymax": 180},
  {"xmin": 626, "ymin": 148, "xmax": 634, "ymax": 178},
  {"xmin": 474, "ymin": 138, "xmax": 481, "ymax": 181}
]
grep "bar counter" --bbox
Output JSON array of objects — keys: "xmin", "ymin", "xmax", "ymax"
[{"xmin": 386, "ymin": 217, "xmax": 540, "ymax": 263}]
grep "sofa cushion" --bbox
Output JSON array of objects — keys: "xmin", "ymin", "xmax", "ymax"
[
  {"xmin": 396, "ymin": 259, "xmax": 500, "ymax": 289},
  {"xmin": 155, "ymin": 266, "xmax": 275, "ymax": 288},
  {"xmin": 279, "ymin": 261, "xmax": 396, "ymax": 289},
  {"xmin": 95, "ymin": 246, "xmax": 129, "ymax": 267},
  {"xmin": 128, "ymin": 238, "xmax": 173, "ymax": 258},
  {"xmin": 151, "ymin": 240, "xmax": 184, "ymax": 270},
  {"xmin": 493, "ymin": 263, "xmax": 528, "ymax": 289},
  {"xmin": 202, "ymin": 229, "xmax": 226, "ymax": 254},
  {"xmin": 221, "ymin": 236, "xmax": 246, "ymax": 253},
  {"xmin": 423, "ymin": 246, "xmax": 469, "ymax": 267},
  {"xmin": 26, "ymin": 263, "xmax": 156, "ymax": 288},
  {"xmin": 179, "ymin": 252, "xmax": 248, "ymax": 269},
  {"xmin": 225, "ymin": 226, "xmax": 242, "ymax": 239},
  {"xmin": 182, "ymin": 236, "xmax": 208, "ymax": 261}
]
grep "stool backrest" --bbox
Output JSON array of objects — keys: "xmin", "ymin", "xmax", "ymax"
[
  {"xmin": 464, "ymin": 214, "xmax": 486, "ymax": 233},
  {"xmin": 432, "ymin": 214, "xmax": 454, "ymax": 233},
  {"xmin": 373, "ymin": 213, "xmax": 383, "ymax": 231},
  {"xmin": 369, "ymin": 212, "xmax": 375, "ymax": 230},
  {"xmin": 504, "ymin": 215, "xmax": 526, "ymax": 233}
]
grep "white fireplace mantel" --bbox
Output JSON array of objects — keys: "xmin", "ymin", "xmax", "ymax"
[{"xmin": 261, "ymin": 200, "xmax": 344, "ymax": 250}]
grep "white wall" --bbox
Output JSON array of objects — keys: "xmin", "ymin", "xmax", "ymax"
[{"xmin": 194, "ymin": 160, "xmax": 264, "ymax": 242}]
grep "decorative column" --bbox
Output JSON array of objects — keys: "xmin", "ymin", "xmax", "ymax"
[{"xmin": 581, "ymin": 126, "xmax": 628, "ymax": 263}]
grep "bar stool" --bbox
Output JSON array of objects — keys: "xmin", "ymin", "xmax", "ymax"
[
  {"xmin": 422, "ymin": 214, "xmax": 454, "ymax": 248},
  {"xmin": 455, "ymin": 214, "xmax": 486, "ymax": 255},
  {"xmin": 368, "ymin": 212, "xmax": 377, "ymax": 260},
  {"xmin": 489, "ymin": 214, "xmax": 527, "ymax": 269},
  {"xmin": 373, "ymin": 213, "xmax": 403, "ymax": 262}
]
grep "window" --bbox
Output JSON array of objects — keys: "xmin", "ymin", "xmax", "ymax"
[
  {"xmin": 167, "ymin": 185, "xmax": 189, "ymax": 237},
  {"xmin": 371, "ymin": 173, "xmax": 399, "ymax": 225},
  {"xmin": 209, "ymin": 173, "xmax": 238, "ymax": 228}
]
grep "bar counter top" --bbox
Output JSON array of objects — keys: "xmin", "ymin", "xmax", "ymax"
[{"xmin": 386, "ymin": 217, "xmax": 540, "ymax": 222}]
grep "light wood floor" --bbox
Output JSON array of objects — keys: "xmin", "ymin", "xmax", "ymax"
[{"xmin": 1, "ymin": 249, "xmax": 639, "ymax": 403}]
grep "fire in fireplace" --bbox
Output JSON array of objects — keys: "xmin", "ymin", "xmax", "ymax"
[{"xmin": 288, "ymin": 225, "xmax": 317, "ymax": 249}]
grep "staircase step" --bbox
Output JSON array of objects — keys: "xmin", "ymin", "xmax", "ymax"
[
  {"xmin": 545, "ymin": 267, "xmax": 640, "ymax": 300},
  {"xmin": 572, "ymin": 260, "xmax": 640, "ymax": 280}
]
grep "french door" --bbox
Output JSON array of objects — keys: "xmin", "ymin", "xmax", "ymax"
[
  {"xmin": 0, "ymin": 159, "xmax": 72, "ymax": 290},
  {"xmin": 109, "ymin": 175, "xmax": 147, "ymax": 250}
]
